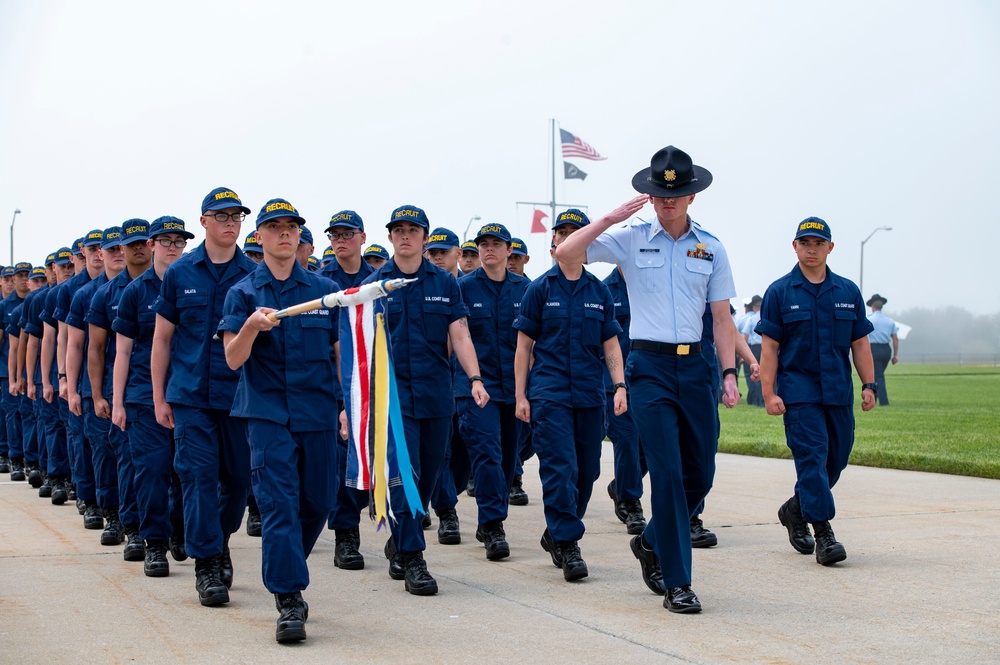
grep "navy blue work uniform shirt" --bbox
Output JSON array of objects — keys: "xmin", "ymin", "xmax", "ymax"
[
  {"xmin": 20, "ymin": 285, "xmax": 50, "ymax": 384},
  {"xmin": 112, "ymin": 267, "xmax": 162, "ymax": 406},
  {"xmin": 86, "ymin": 271, "xmax": 133, "ymax": 400},
  {"xmin": 454, "ymin": 267, "xmax": 528, "ymax": 404},
  {"xmin": 153, "ymin": 243, "xmax": 257, "ymax": 410},
  {"xmin": 39, "ymin": 284, "xmax": 64, "ymax": 387},
  {"xmin": 513, "ymin": 264, "xmax": 621, "ymax": 408},
  {"xmin": 218, "ymin": 261, "xmax": 342, "ymax": 432},
  {"xmin": 755, "ymin": 264, "xmax": 873, "ymax": 406},
  {"xmin": 66, "ymin": 274, "xmax": 108, "ymax": 398},
  {"xmin": 601, "ymin": 269, "xmax": 631, "ymax": 394},
  {"xmin": 0, "ymin": 293, "xmax": 25, "ymax": 379},
  {"xmin": 320, "ymin": 258, "xmax": 375, "ymax": 289},
  {"xmin": 362, "ymin": 257, "xmax": 469, "ymax": 419},
  {"xmin": 52, "ymin": 270, "xmax": 92, "ymax": 325}
]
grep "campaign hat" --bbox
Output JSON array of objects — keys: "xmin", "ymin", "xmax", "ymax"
[
  {"xmin": 632, "ymin": 145, "xmax": 713, "ymax": 198},
  {"xmin": 866, "ymin": 294, "xmax": 888, "ymax": 307}
]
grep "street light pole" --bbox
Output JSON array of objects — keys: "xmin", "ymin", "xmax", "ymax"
[
  {"xmin": 463, "ymin": 215, "xmax": 481, "ymax": 241},
  {"xmin": 10, "ymin": 208, "xmax": 21, "ymax": 266},
  {"xmin": 859, "ymin": 225, "xmax": 892, "ymax": 297}
]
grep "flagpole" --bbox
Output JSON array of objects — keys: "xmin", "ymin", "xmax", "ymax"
[{"xmin": 550, "ymin": 118, "xmax": 557, "ymax": 226}]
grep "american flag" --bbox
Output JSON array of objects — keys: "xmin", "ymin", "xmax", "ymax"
[{"xmin": 560, "ymin": 128, "xmax": 606, "ymax": 161}]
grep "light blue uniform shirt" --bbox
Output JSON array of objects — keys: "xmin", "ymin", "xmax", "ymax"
[
  {"xmin": 867, "ymin": 310, "xmax": 899, "ymax": 343},
  {"xmin": 587, "ymin": 216, "xmax": 736, "ymax": 343},
  {"xmin": 740, "ymin": 310, "xmax": 762, "ymax": 345}
]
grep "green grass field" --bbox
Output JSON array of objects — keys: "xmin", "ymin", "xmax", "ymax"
[{"xmin": 718, "ymin": 364, "xmax": 1000, "ymax": 479}]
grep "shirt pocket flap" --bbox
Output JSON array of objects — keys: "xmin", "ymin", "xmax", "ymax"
[
  {"xmin": 635, "ymin": 252, "xmax": 665, "ymax": 269},
  {"xmin": 685, "ymin": 257, "xmax": 712, "ymax": 275},
  {"xmin": 583, "ymin": 308, "xmax": 605, "ymax": 320},
  {"xmin": 299, "ymin": 316, "xmax": 332, "ymax": 329},
  {"xmin": 176, "ymin": 294, "xmax": 209, "ymax": 308},
  {"xmin": 468, "ymin": 307, "xmax": 491, "ymax": 319},
  {"xmin": 783, "ymin": 310, "xmax": 810, "ymax": 323},
  {"xmin": 834, "ymin": 309, "xmax": 857, "ymax": 321}
]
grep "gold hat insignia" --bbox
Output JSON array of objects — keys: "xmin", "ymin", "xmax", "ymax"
[{"xmin": 664, "ymin": 169, "xmax": 677, "ymax": 182}]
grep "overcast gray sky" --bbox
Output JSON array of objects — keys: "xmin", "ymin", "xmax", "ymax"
[{"xmin": 2, "ymin": 0, "xmax": 998, "ymax": 314}]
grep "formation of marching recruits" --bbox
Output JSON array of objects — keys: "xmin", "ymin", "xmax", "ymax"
[{"xmin": 0, "ymin": 145, "xmax": 877, "ymax": 643}]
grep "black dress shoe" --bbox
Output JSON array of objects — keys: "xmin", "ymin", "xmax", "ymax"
[
  {"xmin": 630, "ymin": 534, "xmax": 665, "ymax": 594},
  {"xmin": 83, "ymin": 504, "xmax": 104, "ymax": 530},
  {"xmin": 220, "ymin": 535, "xmax": 233, "ymax": 589},
  {"xmin": 101, "ymin": 509, "xmax": 125, "ymax": 546},
  {"xmin": 812, "ymin": 521, "xmax": 847, "ymax": 566},
  {"xmin": 475, "ymin": 521, "xmax": 511, "ymax": 561},
  {"xmin": 123, "ymin": 523, "xmax": 145, "ymax": 561},
  {"xmin": 558, "ymin": 541, "xmax": 588, "ymax": 581},
  {"xmin": 144, "ymin": 541, "xmax": 170, "ymax": 577},
  {"xmin": 778, "ymin": 495, "xmax": 815, "ymax": 554},
  {"xmin": 27, "ymin": 466, "xmax": 44, "ymax": 488},
  {"xmin": 169, "ymin": 516, "xmax": 188, "ymax": 562},
  {"xmin": 50, "ymin": 478, "xmax": 68, "ymax": 505},
  {"xmin": 334, "ymin": 527, "xmax": 365, "ymax": 570},
  {"xmin": 275, "ymin": 592, "xmax": 308, "ymax": 643},
  {"xmin": 403, "ymin": 552, "xmax": 438, "ymax": 596},
  {"xmin": 436, "ymin": 509, "xmax": 461, "ymax": 545},
  {"xmin": 664, "ymin": 585, "xmax": 702, "ymax": 613},
  {"xmin": 539, "ymin": 528, "xmax": 562, "ymax": 568},
  {"xmin": 246, "ymin": 506, "xmax": 262, "ymax": 537},
  {"xmin": 690, "ymin": 516, "xmax": 718, "ymax": 548},
  {"xmin": 508, "ymin": 475, "xmax": 528, "ymax": 506},
  {"xmin": 622, "ymin": 500, "xmax": 647, "ymax": 536},
  {"xmin": 195, "ymin": 556, "xmax": 230, "ymax": 607},
  {"xmin": 384, "ymin": 538, "xmax": 405, "ymax": 580}
]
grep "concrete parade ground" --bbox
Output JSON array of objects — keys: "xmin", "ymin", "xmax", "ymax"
[{"xmin": 1, "ymin": 450, "xmax": 998, "ymax": 665}]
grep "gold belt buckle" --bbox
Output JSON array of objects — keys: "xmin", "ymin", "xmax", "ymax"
[{"xmin": 676, "ymin": 344, "xmax": 690, "ymax": 356}]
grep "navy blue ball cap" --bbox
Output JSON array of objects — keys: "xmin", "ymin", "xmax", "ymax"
[
  {"xmin": 426, "ymin": 227, "xmax": 460, "ymax": 250},
  {"xmin": 243, "ymin": 230, "xmax": 262, "ymax": 254},
  {"xmin": 30, "ymin": 266, "xmax": 46, "ymax": 279},
  {"xmin": 82, "ymin": 229, "xmax": 104, "ymax": 247},
  {"xmin": 14, "ymin": 261, "xmax": 32, "ymax": 274},
  {"xmin": 387, "ymin": 205, "xmax": 429, "ymax": 231},
  {"xmin": 510, "ymin": 237, "xmax": 528, "ymax": 256},
  {"xmin": 101, "ymin": 226, "xmax": 124, "ymax": 250},
  {"xmin": 794, "ymin": 216, "xmax": 832, "ymax": 241},
  {"xmin": 326, "ymin": 210, "xmax": 365, "ymax": 233},
  {"xmin": 202, "ymin": 187, "xmax": 252, "ymax": 215},
  {"xmin": 53, "ymin": 247, "xmax": 73, "ymax": 265},
  {"xmin": 461, "ymin": 241, "xmax": 479, "ymax": 255},
  {"xmin": 322, "ymin": 246, "xmax": 335, "ymax": 260},
  {"xmin": 299, "ymin": 226, "xmax": 314, "ymax": 245},
  {"xmin": 122, "ymin": 218, "xmax": 151, "ymax": 244},
  {"xmin": 1, "ymin": 266, "xmax": 13, "ymax": 278},
  {"xmin": 307, "ymin": 256, "xmax": 319, "ymax": 271},
  {"xmin": 364, "ymin": 244, "xmax": 390, "ymax": 260},
  {"xmin": 474, "ymin": 223, "xmax": 511, "ymax": 245},
  {"xmin": 45, "ymin": 251, "xmax": 57, "ymax": 266},
  {"xmin": 256, "ymin": 198, "xmax": 306, "ymax": 228},
  {"xmin": 150, "ymin": 216, "xmax": 195, "ymax": 240},
  {"xmin": 72, "ymin": 238, "xmax": 85, "ymax": 255},
  {"xmin": 553, "ymin": 208, "xmax": 590, "ymax": 229}
]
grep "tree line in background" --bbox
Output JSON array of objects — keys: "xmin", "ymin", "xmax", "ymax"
[{"xmin": 892, "ymin": 307, "xmax": 1000, "ymax": 364}]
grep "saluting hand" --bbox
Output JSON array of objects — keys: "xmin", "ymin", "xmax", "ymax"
[{"xmin": 601, "ymin": 195, "xmax": 648, "ymax": 227}]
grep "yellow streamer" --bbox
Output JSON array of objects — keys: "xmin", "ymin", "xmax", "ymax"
[{"xmin": 372, "ymin": 312, "xmax": 389, "ymax": 529}]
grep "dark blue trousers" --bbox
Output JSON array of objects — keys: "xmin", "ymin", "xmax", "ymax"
[
  {"xmin": 128, "ymin": 405, "xmax": 181, "ymax": 542},
  {"xmin": 172, "ymin": 405, "xmax": 251, "ymax": 560},
  {"xmin": 327, "ymin": 432, "xmax": 370, "ymax": 530},
  {"xmin": 783, "ymin": 403, "xmax": 854, "ymax": 523},
  {"xmin": 627, "ymin": 350, "xmax": 717, "ymax": 589},
  {"xmin": 389, "ymin": 415, "xmax": 450, "ymax": 554},
  {"xmin": 531, "ymin": 402, "xmax": 604, "ymax": 543},
  {"xmin": 605, "ymin": 394, "xmax": 645, "ymax": 502},
  {"xmin": 63, "ymin": 400, "xmax": 96, "ymax": 502},
  {"xmin": 0, "ymin": 393, "xmax": 7, "ymax": 457},
  {"xmin": 870, "ymin": 343, "xmax": 892, "ymax": 405},
  {"xmin": 84, "ymin": 401, "xmax": 120, "ymax": 510},
  {"xmin": 457, "ymin": 398, "xmax": 518, "ymax": 525},
  {"xmin": 430, "ymin": 413, "xmax": 465, "ymax": 512},
  {"xmin": 3, "ymin": 382, "xmax": 23, "ymax": 460},
  {"xmin": 43, "ymin": 396, "xmax": 70, "ymax": 476},
  {"xmin": 248, "ymin": 420, "xmax": 337, "ymax": 594},
  {"xmin": 110, "ymin": 424, "xmax": 138, "ymax": 525},
  {"xmin": 19, "ymin": 394, "xmax": 37, "ymax": 465}
]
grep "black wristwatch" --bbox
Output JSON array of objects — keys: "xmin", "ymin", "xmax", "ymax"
[
  {"xmin": 862, "ymin": 383, "xmax": 878, "ymax": 393},
  {"xmin": 468, "ymin": 375, "xmax": 483, "ymax": 386},
  {"xmin": 722, "ymin": 368, "xmax": 738, "ymax": 379},
  {"xmin": 613, "ymin": 382, "xmax": 627, "ymax": 392},
  {"xmin": 58, "ymin": 373, "xmax": 67, "ymax": 380}
]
